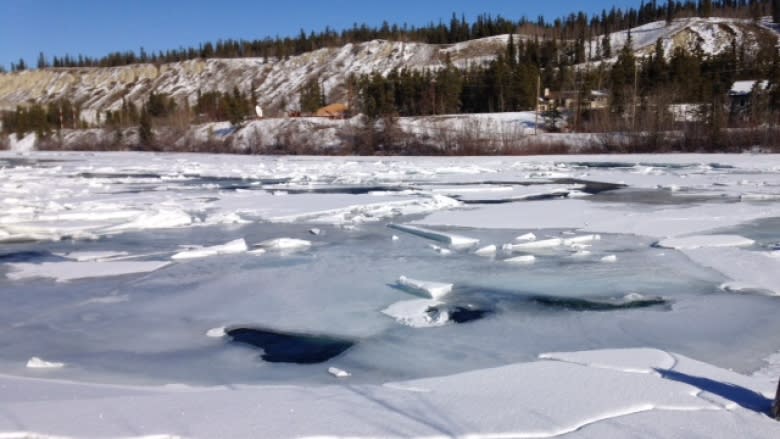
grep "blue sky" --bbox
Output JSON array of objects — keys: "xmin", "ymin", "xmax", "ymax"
[{"xmin": 1, "ymin": 0, "xmax": 641, "ymax": 69}]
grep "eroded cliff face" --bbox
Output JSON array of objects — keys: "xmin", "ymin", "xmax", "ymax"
[{"xmin": 0, "ymin": 17, "xmax": 775, "ymax": 125}]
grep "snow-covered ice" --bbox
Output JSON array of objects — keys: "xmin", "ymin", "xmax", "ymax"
[{"xmin": 1, "ymin": 151, "xmax": 780, "ymax": 438}]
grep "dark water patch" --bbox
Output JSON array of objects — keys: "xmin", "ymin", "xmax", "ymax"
[
  {"xmin": 530, "ymin": 295, "xmax": 670, "ymax": 311},
  {"xmin": 564, "ymin": 161, "xmax": 697, "ymax": 170},
  {"xmin": 0, "ymin": 250, "xmax": 56, "ymax": 262},
  {"xmin": 458, "ymin": 191, "xmax": 569, "ymax": 205},
  {"xmin": 225, "ymin": 327, "xmax": 354, "ymax": 364},
  {"xmin": 591, "ymin": 188, "xmax": 734, "ymax": 205},
  {"xmin": 279, "ymin": 185, "xmax": 412, "ymax": 196},
  {"xmin": 552, "ymin": 178, "xmax": 627, "ymax": 195},
  {"xmin": 449, "ymin": 305, "xmax": 493, "ymax": 323},
  {"xmin": 78, "ymin": 172, "xmax": 163, "ymax": 180}
]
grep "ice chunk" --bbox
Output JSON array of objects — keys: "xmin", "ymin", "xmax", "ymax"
[
  {"xmin": 26, "ymin": 357, "xmax": 65, "ymax": 369},
  {"xmin": 505, "ymin": 255, "xmax": 536, "ymax": 264},
  {"xmin": 474, "ymin": 245, "xmax": 497, "ymax": 256},
  {"xmin": 428, "ymin": 244, "xmax": 453, "ymax": 255},
  {"xmin": 381, "ymin": 299, "xmax": 450, "ymax": 328},
  {"xmin": 601, "ymin": 255, "xmax": 618, "ymax": 263},
  {"xmin": 571, "ymin": 250, "xmax": 592, "ymax": 258},
  {"xmin": 55, "ymin": 251, "xmax": 130, "ymax": 262},
  {"xmin": 514, "ymin": 233, "xmax": 537, "ymax": 242},
  {"xmin": 309, "ymin": 228, "xmax": 322, "ymax": 236},
  {"xmin": 172, "ymin": 239, "xmax": 248, "ymax": 260},
  {"xmin": 248, "ymin": 248, "xmax": 267, "ymax": 256},
  {"xmin": 105, "ymin": 208, "xmax": 192, "ymax": 232},
  {"xmin": 255, "ymin": 238, "xmax": 312, "ymax": 251},
  {"xmin": 656, "ymin": 235, "xmax": 755, "ymax": 250},
  {"xmin": 503, "ymin": 238, "xmax": 562, "ymax": 252},
  {"xmin": 206, "ymin": 327, "xmax": 227, "ymax": 338},
  {"xmin": 389, "ymin": 223, "xmax": 479, "ymax": 249},
  {"xmin": 328, "ymin": 367, "xmax": 352, "ymax": 378},
  {"xmin": 397, "ymin": 276, "xmax": 453, "ymax": 299},
  {"xmin": 563, "ymin": 234, "xmax": 601, "ymax": 246},
  {"xmin": 6, "ymin": 260, "xmax": 170, "ymax": 282},
  {"xmin": 391, "ymin": 235, "xmax": 400, "ymax": 241}
]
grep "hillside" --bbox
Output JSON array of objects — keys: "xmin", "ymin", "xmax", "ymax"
[{"xmin": 0, "ymin": 17, "xmax": 777, "ymax": 127}]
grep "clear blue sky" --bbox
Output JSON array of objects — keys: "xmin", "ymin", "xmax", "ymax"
[{"xmin": 1, "ymin": 0, "xmax": 641, "ymax": 69}]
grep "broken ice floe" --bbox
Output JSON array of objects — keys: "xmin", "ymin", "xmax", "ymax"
[
  {"xmin": 655, "ymin": 235, "xmax": 755, "ymax": 250},
  {"xmin": 26, "ymin": 357, "xmax": 65, "ymax": 369},
  {"xmin": 474, "ymin": 245, "xmax": 497, "ymax": 256},
  {"xmin": 328, "ymin": 367, "xmax": 351, "ymax": 378},
  {"xmin": 206, "ymin": 327, "xmax": 228, "ymax": 338},
  {"xmin": 505, "ymin": 255, "xmax": 537, "ymax": 265},
  {"xmin": 6, "ymin": 260, "xmax": 170, "ymax": 282},
  {"xmin": 396, "ymin": 276, "xmax": 453, "ymax": 299},
  {"xmin": 428, "ymin": 244, "xmax": 453, "ymax": 255},
  {"xmin": 381, "ymin": 299, "xmax": 490, "ymax": 328},
  {"xmin": 503, "ymin": 238, "xmax": 563, "ymax": 252},
  {"xmin": 254, "ymin": 238, "xmax": 312, "ymax": 252},
  {"xmin": 601, "ymin": 255, "xmax": 618, "ymax": 263},
  {"xmin": 171, "ymin": 239, "xmax": 248, "ymax": 260},
  {"xmin": 514, "ymin": 233, "xmax": 537, "ymax": 242},
  {"xmin": 388, "ymin": 223, "xmax": 479, "ymax": 249}
]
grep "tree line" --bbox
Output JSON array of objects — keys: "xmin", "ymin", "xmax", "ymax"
[{"xmin": 6, "ymin": 0, "xmax": 778, "ymax": 72}]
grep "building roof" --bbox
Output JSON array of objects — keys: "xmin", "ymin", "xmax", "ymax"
[{"xmin": 729, "ymin": 80, "xmax": 769, "ymax": 96}]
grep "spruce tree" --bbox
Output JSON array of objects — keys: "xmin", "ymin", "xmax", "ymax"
[
  {"xmin": 774, "ymin": 0, "xmax": 780, "ymax": 23},
  {"xmin": 138, "ymin": 107, "xmax": 153, "ymax": 147}
]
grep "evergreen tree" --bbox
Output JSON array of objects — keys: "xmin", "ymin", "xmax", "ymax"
[
  {"xmin": 299, "ymin": 80, "xmax": 325, "ymax": 113},
  {"xmin": 774, "ymin": 0, "xmax": 780, "ymax": 22},
  {"xmin": 138, "ymin": 107, "xmax": 153, "ymax": 146}
]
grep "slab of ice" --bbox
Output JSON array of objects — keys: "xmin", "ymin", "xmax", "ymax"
[
  {"xmin": 396, "ymin": 276, "xmax": 453, "ymax": 299},
  {"xmin": 171, "ymin": 239, "xmax": 248, "ymax": 260},
  {"xmin": 503, "ymin": 238, "xmax": 563, "ymax": 252},
  {"xmin": 327, "ymin": 367, "xmax": 351, "ymax": 378},
  {"xmin": 656, "ymin": 235, "xmax": 755, "ymax": 250},
  {"xmin": 6, "ymin": 260, "xmax": 170, "ymax": 282},
  {"xmin": 105, "ymin": 208, "xmax": 192, "ymax": 232},
  {"xmin": 515, "ymin": 232, "xmax": 537, "ymax": 242},
  {"xmin": 474, "ymin": 244, "xmax": 497, "ymax": 256},
  {"xmin": 254, "ymin": 238, "xmax": 312, "ymax": 251},
  {"xmin": 685, "ymin": 247, "xmax": 780, "ymax": 296},
  {"xmin": 2, "ymin": 348, "xmax": 778, "ymax": 438},
  {"xmin": 505, "ymin": 255, "xmax": 537, "ymax": 264},
  {"xmin": 55, "ymin": 251, "xmax": 130, "ymax": 262},
  {"xmin": 601, "ymin": 255, "xmax": 619, "ymax": 263},
  {"xmin": 381, "ymin": 299, "xmax": 450, "ymax": 328},
  {"xmin": 26, "ymin": 357, "xmax": 65, "ymax": 369},
  {"xmin": 564, "ymin": 234, "xmax": 601, "ymax": 246},
  {"xmin": 206, "ymin": 327, "xmax": 227, "ymax": 338},
  {"xmin": 389, "ymin": 223, "xmax": 479, "ymax": 249},
  {"xmin": 427, "ymin": 244, "xmax": 453, "ymax": 255}
]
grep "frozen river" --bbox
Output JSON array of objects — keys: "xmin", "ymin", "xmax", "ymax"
[{"xmin": 1, "ymin": 151, "xmax": 780, "ymax": 438}]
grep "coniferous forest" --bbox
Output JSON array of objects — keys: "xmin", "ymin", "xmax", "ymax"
[{"xmin": 2, "ymin": 0, "xmax": 780, "ymax": 153}]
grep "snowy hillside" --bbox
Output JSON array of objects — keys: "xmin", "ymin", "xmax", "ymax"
[{"xmin": 0, "ymin": 17, "xmax": 776, "ymax": 125}]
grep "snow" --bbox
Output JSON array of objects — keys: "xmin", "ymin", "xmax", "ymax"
[
  {"xmin": 396, "ymin": 276, "xmax": 453, "ymax": 299},
  {"xmin": 730, "ymin": 80, "xmax": 769, "ymax": 96},
  {"xmin": 171, "ymin": 238, "xmax": 248, "ymax": 260},
  {"xmin": 8, "ymin": 134, "xmax": 37, "ymax": 153}
]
